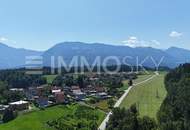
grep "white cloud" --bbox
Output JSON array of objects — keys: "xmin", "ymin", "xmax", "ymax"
[
  {"xmin": 122, "ymin": 36, "xmax": 138, "ymax": 47},
  {"xmin": 0, "ymin": 36, "xmax": 16, "ymax": 44},
  {"xmin": 151, "ymin": 40, "xmax": 160, "ymax": 45},
  {"xmin": 0, "ymin": 37, "xmax": 8, "ymax": 42},
  {"xmin": 169, "ymin": 31, "xmax": 183, "ymax": 38},
  {"xmin": 122, "ymin": 37, "xmax": 161, "ymax": 48}
]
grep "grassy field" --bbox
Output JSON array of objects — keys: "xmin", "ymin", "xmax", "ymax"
[
  {"xmin": 134, "ymin": 74, "xmax": 154, "ymax": 84},
  {"xmin": 120, "ymin": 72, "xmax": 167, "ymax": 119},
  {"xmin": 122, "ymin": 73, "xmax": 153, "ymax": 87},
  {"xmin": 43, "ymin": 75, "xmax": 57, "ymax": 84},
  {"xmin": 0, "ymin": 104, "xmax": 105, "ymax": 130}
]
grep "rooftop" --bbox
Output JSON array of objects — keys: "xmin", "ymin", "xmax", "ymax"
[{"xmin": 9, "ymin": 100, "xmax": 28, "ymax": 105}]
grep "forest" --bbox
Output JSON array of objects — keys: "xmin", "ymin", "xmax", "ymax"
[{"xmin": 158, "ymin": 63, "xmax": 190, "ymax": 130}]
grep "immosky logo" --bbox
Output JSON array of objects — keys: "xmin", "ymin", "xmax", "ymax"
[
  {"xmin": 25, "ymin": 55, "xmax": 165, "ymax": 75},
  {"xmin": 25, "ymin": 56, "xmax": 43, "ymax": 75}
]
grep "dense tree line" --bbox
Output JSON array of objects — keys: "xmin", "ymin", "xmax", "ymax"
[
  {"xmin": 0, "ymin": 69, "xmax": 47, "ymax": 88},
  {"xmin": 158, "ymin": 63, "xmax": 190, "ymax": 130}
]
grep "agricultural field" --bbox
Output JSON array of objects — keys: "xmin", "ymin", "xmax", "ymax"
[
  {"xmin": 120, "ymin": 72, "xmax": 167, "ymax": 119},
  {"xmin": 0, "ymin": 104, "xmax": 105, "ymax": 130}
]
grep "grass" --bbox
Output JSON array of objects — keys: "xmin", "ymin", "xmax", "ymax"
[
  {"xmin": 122, "ymin": 73, "xmax": 153, "ymax": 87},
  {"xmin": 0, "ymin": 104, "xmax": 105, "ymax": 130},
  {"xmin": 118, "ymin": 83, "xmax": 129, "ymax": 91},
  {"xmin": 43, "ymin": 75, "xmax": 57, "ymax": 84},
  {"xmin": 134, "ymin": 74, "xmax": 154, "ymax": 84},
  {"xmin": 93, "ymin": 100, "xmax": 110, "ymax": 112},
  {"xmin": 120, "ymin": 72, "xmax": 167, "ymax": 119},
  {"xmin": 120, "ymin": 73, "xmax": 153, "ymax": 92}
]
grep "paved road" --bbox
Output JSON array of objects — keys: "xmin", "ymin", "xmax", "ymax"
[{"xmin": 98, "ymin": 72, "xmax": 158, "ymax": 130}]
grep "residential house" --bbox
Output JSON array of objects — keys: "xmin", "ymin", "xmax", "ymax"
[
  {"xmin": 9, "ymin": 88, "xmax": 24, "ymax": 92},
  {"xmin": 26, "ymin": 87, "xmax": 38, "ymax": 101},
  {"xmin": 63, "ymin": 86, "xmax": 71, "ymax": 93},
  {"xmin": 36, "ymin": 86, "xmax": 45, "ymax": 96},
  {"xmin": 95, "ymin": 86, "xmax": 106, "ymax": 93},
  {"xmin": 96, "ymin": 92, "xmax": 111, "ymax": 99},
  {"xmin": 26, "ymin": 86, "xmax": 46, "ymax": 101},
  {"xmin": 82, "ymin": 85, "xmax": 96, "ymax": 95},
  {"xmin": 51, "ymin": 86, "xmax": 62, "ymax": 94},
  {"xmin": 55, "ymin": 92, "xmax": 65, "ymax": 103},
  {"xmin": 9, "ymin": 100, "xmax": 29, "ymax": 111},
  {"xmin": 36, "ymin": 97, "xmax": 49, "ymax": 108},
  {"xmin": 71, "ymin": 86, "xmax": 86, "ymax": 101},
  {"xmin": 71, "ymin": 86, "xmax": 80, "ymax": 91}
]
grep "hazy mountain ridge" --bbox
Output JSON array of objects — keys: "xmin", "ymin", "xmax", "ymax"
[
  {"xmin": 0, "ymin": 43, "xmax": 43, "ymax": 69},
  {"xmin": 0, "ymin": 42, "xmax": 189, "ymax": 69},
  {"xmin": 166, "ymin": 47, "xmax": 190, "ymax": 63},
  {"xmin": 42, "ymin": 42, "xmax": 189, "ymax": 68}
]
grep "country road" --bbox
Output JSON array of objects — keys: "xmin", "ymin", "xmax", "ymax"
[{"xmin": 98, "ymin": 72, "xmax": 159, "ymax": 130}]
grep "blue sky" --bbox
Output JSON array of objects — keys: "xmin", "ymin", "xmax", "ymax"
[{"xmin": 0, "ymin": 0, "xmax": 189, "ymax": 51}]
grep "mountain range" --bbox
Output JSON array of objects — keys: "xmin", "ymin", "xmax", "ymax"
[
  {"xmin": 0, "ymin": 42, "xmax": 190, "ymax": 69},
  {"xmin": 0, "ymin": 43, "xmax": 42, "ymax": 69}
]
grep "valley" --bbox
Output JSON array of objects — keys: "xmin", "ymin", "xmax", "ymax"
[{"xmin": 0, "ymin": 69, "xmax": 167, "ymax": 130}]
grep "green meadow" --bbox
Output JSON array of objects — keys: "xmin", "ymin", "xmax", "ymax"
[
  {"xmin": 120, "ymin": 73, "xmax": 167, "ymax": 119},
  {"xmin": 0, "ymin": 104, "xmax": 105, "ymax": 130}
]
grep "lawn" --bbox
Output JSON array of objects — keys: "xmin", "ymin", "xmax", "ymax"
[
  {"xmin": 0, "ymin": 104, "xmax": 105, "ymax": 130},
  {"xmin": 43, "ymin": 75, "xmax": 57, "ymax": 84},
  {"xmin": 120, "ymin": 73, "xmax": 167, "ymax": 119}
]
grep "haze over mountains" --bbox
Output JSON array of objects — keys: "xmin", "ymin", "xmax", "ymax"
[
  {"xmin": 0, "ymin": 43, "xmax": 42, "ymax": 69},
  {"xmin": 0, "ymin": 42, "xmax": 190, "ymax": 69}
]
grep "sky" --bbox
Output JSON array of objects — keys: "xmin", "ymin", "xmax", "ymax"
[{"xmin": 0, "ymin": 0, "xmax": 189, "ymax": 51}]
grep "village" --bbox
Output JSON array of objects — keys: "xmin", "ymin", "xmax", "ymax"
[{"xmin": 0, "ymin": 72, "xmax": 136, "ymax": 123}]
